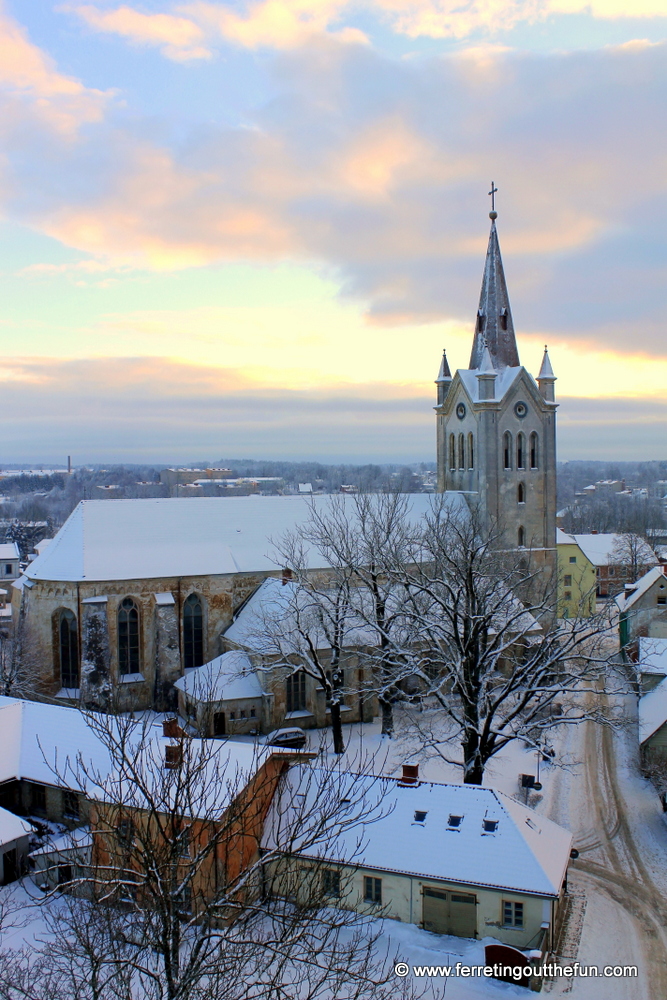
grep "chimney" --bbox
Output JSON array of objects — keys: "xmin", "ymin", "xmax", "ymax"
[
  {"xmin": 163, "ymin": 718, "xmax": 182, "ymax": 738},
  {"xmin": 398, "ymin": 763, "xmax": 419, "ymax": 786},
  {"xmin": 281, "ymin": 567, "xmax": 293, "ymax": 586},
  {"xmin": 590, "ymin": 529, "xmax": 598, "ymax": 535},
  {"xmin": 165, "ymin": 744, "xmax": 183, "ymax": 769},
  {"xmin": 67, "ymin": 455, "xmax": 72, "ymax": 475}
]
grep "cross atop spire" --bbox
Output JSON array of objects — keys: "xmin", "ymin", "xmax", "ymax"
[
  {"xmin": 488, "ymin": 181, "xmax": 498, "ymax": 218},
  {"xmin": 468, "ymin": 215, "xmax": 520, "ymax": 370}
]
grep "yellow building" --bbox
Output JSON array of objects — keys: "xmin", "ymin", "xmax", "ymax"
[{"xmin": 556, "ymin": 529, "xmax": 596, "ymax": 618}]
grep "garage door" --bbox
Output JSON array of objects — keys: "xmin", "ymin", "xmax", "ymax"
[{"xmin": 423, "ymin": 887, "xmax": 477, "ymax": 938}]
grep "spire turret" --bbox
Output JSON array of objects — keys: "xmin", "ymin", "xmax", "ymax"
[
  {"xmin": 537, "ymin": 345, "xmax": 556, "ymax": 401},
  {"xmin": 469, "ymin": 196, "xmax": 520, "ymax": 371},
  {"xmin": 435, "ymin": 349, "xmax": 452, "ymax": 406}
]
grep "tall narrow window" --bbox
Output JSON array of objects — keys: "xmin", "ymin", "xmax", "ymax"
[
  {"xmin": 530, "ymin": 432, "xmax": 539, "ymax": 469},
  {"xmin": 518, "ymin": 526, "xmax": 525, "ymax": 548},
  {"xmin": 59, "ymin": 609, "xmax": 79, "ymax": 689},
  {"xmin": 503, "ymin": 432, "xmax": 512, "ymax": 470},
  {"xmin": 468, "ymin": 433, "xmax": 474, "ymax": 470},
  {"xmin": 449, "ymin": 434, "xmax": 456, "ymax": 471},
  {"xmin": 286, "ymin": 670, "xmax": 306, "ymax": 713},
  {"xmin": 517, "ymin": 483, "xmax": 525, "ymax": 503},
  {"xmin": 516, "ymin": 433, "xmax": 525, "ymax": 470},
  {"xmin": 458, "ymin": 434, "xmax": 465, "ymax": 470},
  {"xmin": 118, "ymin": 598, "xmax": 140, "ymax": 676},
  {"xmin": 183, "ymin": 593, "xmax": 204, "ymax": 670},
  {"xmin": 499, "ymin": 308, "xmax": 508, "ymax": 331}
]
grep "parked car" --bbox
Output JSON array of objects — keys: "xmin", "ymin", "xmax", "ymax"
[{"xmin": 264, "ymin": 727, "xmax": 307, "ymax": 749}]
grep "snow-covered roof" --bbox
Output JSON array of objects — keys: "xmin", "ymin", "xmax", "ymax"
[
  {"xmin": 615, "ymin": 566, "xmax": 667, "ymax": 612},
  {"xmin": 174, "ymin": 650, "xmax": 265, "ymax": 703},
  {"xmin": 639, "ymin": 678, "xmax": 667, "ymax": 744},
  {"xmin": 0, "ymin": 697, "xmax": 272, "ymax": 814},
  {"xmin": 0, "ymin": 542, "xmax": 20, "ymax": 560},
  {"xmin": 556, "ymin": 528, "xmax": 577, "ymax": 545},
  {"xmin": 23, "ymin": 495, "xmax": 466, "ymax": 584},
  {"xmin": 573, "ymin": 533, "xmax": 657, "ymax": 569},
  {"xmin": 29, "ymin": 826, "xmax": 92, "ymax": 858},
  {"xmin": 262, "ymin": 769, "xmax": 572, "ymax": 898},
  {"xmin": 457, "ymin": 366, "xmax": 523, "ymax": 404},
  {"xmin": 224, "ymin": 578, "xmax": 381, "ymax": 653},
  {"xmin": 0, "ymin": 805, "xmax": 32, "ymax": 846},
  {"xmin": 638, "ymin": 637, "xmax": 667, "ymax": 676}
]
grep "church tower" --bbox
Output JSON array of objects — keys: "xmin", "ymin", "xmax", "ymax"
[{"xmin": 435, "ymin": 193, "xmax": 557, "ymax": 563}]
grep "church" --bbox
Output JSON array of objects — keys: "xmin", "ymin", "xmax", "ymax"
[{"xmin": 12, "ymin": 203, "xmax": 558, "ymax": 726}]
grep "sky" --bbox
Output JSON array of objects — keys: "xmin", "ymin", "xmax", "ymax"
[{"xmin": 0, "ymin": 0, "xmax": 666, "ymax": 465}]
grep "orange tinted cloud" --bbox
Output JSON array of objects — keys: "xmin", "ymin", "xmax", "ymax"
[{"xmin": 64, "ymin": 4, "xmax": 212, "ymax": 60}]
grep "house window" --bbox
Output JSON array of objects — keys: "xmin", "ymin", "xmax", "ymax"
[
  {"xmin": 482, "ymin": 819, "xmax": 498, "ymax": 834},
  {"xmin": 503, "ymin": 432, "xmax": 512, "ymax": 470},
  {"xmin": 517, "ymin": 433, "xmax": 525, "ymax": 470},
  {"xmin": 517, "ymin": 483, "xmax": 525, "ymax": 504},
  {"xmin": 502, "ymin": 901, "xmax": 524, "ymax": 927},
  {"xmin": 118, "ymin": 598, "xmax": 140, "ymax": 675},
  {"xmin": 118, "ymin": 818, "xmax": 135, "ymax": 847},
  {"xmin": 322, "ymin": 868, "xmax": 341, "ymax": 898},
  {"xmin": 564, "ymin": 575, "xmax": 572, "ymax": 587},
  {"xmin": 518, "ymin": 527, "xmax": 525, "ymax": 548},
  {"xmin": 608, "ymin": 568, "xmax": 615, "ymax": 577},
  {"xmin": 57, "ymin": 864, "xmax": 73, "ymax": 887},
  {"xmin": 468, "ymin": 433, "xmax": 474, "ymax": 470},
  {"xmin": 63, "ymin": 790, "xmax": 79, "ymax": 820},
  {"xmin": 183, "ymin": 593, "xmax": 204, "ymax": 670},
  {"xmin": 58, "ymin": 609, "xmax": 79, "ymax": 689},
  {"xmin": 286, "ymin": 670, "xmax": 306, "ymax": 713},
  {"xmin": 569, "ymin": 556, "xmax": 577, "ymax": 564},
  {"xmin": 449, "ymin": 435, "xmax": 456, "ymax": 471},
  {"xmin": 30, "ymin": 784, "xmax": 46, "ymax": 815},
  {"xmin": 4, "ymin": 564, "xmax": 12, "ymax": 575},
  {"xmin": 364, "ymin": 876, "xmax": 382, "ymax": 904},
  {"xmin": 447, "ymin": 814, "xmax": 463, "ymax": 829},
  {"xmin": 564, "ymin": 591, "xmax": 572, "ymax": 601},
  {"xmin": 530, "ymin": 432, "xmax": 538, "ymax": 469},
  {"xmin": 658, "ymin": 596, "xmax": 667, "ymax": 606},
  {"xmin": 458, "ymin": 434, "xmax": 465, "ymax": 471}
]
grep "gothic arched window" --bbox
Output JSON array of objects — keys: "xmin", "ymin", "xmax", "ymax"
[
  {"xmin": 183, "ymin": 593, "xmax": 204, "ymax": 670},
  {"xmin": 503, "ymin": 432, "xmax": 512, "ymax": 470},
  {"xmin": 518, "ymin": 483, "xmax": 525, "ymax": 504},
  {"xmin": 449, "ymin": 434, "xmax": 456, "ymax": 471},
  {"xmin": 530, "ymin": 432, "xmax": 539, "ymax": 469},
  {"xmin": 468, "ymin": 433, "xmax": 474, "ymax": 470},
  {"xmin": 118, "ymin": 598, "xmax": 140, "ymax": 676},
  {"xmin": 517, "ymin": 433, "xmax": 525, "ymax": 470},
  {"xmin": 518, "ymin": 526, "xmax": 525, "ymax": 548},
  {"xmin": 458, "ymin": 434, "xmax": 465, "ymax": 470},
  {"xmin": 58, "ymin": 609, "xmax": 79, "ymax": 689},
  {"xmin": 286, "ymin": 670, "xmax": 306, "ymax": 713}
]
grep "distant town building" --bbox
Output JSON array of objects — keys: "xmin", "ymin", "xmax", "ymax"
[{"xmin": 555, "ymin": 529, "xmax": 596, "ymax": 618}]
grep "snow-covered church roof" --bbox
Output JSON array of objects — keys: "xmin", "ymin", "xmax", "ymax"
[{"xmin": 23, "ymin": 494, "xmax": 468, "ymax": 584}]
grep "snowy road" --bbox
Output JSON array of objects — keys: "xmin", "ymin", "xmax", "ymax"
[{"xmin": 545, "ymin": 707, "xmax": 667, "ymax": 999}]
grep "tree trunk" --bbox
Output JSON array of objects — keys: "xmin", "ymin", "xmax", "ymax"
[
  {"xmin": 329, "ymin": 700, "xmax": 345, "ymax": 754},
  {"xmin": 379, "ymin": 697, "xmax": 394, "ymax": 737},
  {"xmin": 462, "ymin": 731, "xmax": 484, "ymax": 784}
]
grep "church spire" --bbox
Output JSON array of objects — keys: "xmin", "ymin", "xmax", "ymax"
[{"xmin": 468, "ymin": 188, "xmax": 520, "ymax": 371}]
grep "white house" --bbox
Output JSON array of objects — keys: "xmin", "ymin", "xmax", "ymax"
[
  {"xmin": 263, "ymin": 765, "xmax": 572, "ymax": 952},
  {"xmin": 0, "ymin": 542, "xmax": 20, "ymax": 586}
]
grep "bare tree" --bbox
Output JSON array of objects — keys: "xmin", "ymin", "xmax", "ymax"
[
  {"xmin": 388, "ymin": 501, "xmax": 621, "ymax": 784},
  {"xmin": 31, "ymin": 712, "xmax": 411, "ymax": 1000},
  {"xmin": 610, "ymin": 532, "xmax": 657, "ymax": 586}
]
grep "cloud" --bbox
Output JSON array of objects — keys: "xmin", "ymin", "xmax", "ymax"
[
  {"xmin": 0, "ymin": 2, "xmax": 108, "ymax": 134},
  {"xmin": 63, "ymin": 4, "xmax": 212, "ymax": 60},
  {"xmin": 0, "ymin": 355, "xmax": 663, "ymax": 462}
]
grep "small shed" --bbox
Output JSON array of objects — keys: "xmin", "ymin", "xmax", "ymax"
[{"xmin": 174, "ymin": 650, "xmax": 265, "ymax": 736}]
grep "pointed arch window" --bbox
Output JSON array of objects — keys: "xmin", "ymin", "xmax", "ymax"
[
  {"xmin": 517, "ymin": 433, "xmax": 525, "ymax": 470},
  {"xmin": 118, "ymin": 598, "xmax": 140, "ymax": 676},
  {"xmin": 499, "ymin": 308, "xmax": 508, "ymax": 331},
  {"xmin": 458, "ymin": 434, "xmax": 465, "ymax": 470},
  {"xmin": 477, "ymin": 310, "xmax": 485, "ymax": 333},
  {"xmin": 468, "ymin": 433, "xmax": 474, "ymax": 470},
  {"xmin": 449, "ymin": 434, "xmax": 456, "ymax": 471},
  {"xmin": 286, "ymin": 670, "xmax": 306, "ymax": 714},
  {"xmin": 518, "ymin": 526, "xmax": 525, "ymax": 548},
  {"xmin": 518, "ymin": 483, "xmax": 525, "ymax": 504},
  {"xmin": 59, "ymin": 609, "xmax": 79, "ymax": 689},
  {"xmin": 183, "ymin": 593, "xmax": 204, "ymax": 670},
  {"xmin": 503, "ymin": 432, "xmax": 512, "ymax": 470},
  {"xmin": 530, "ymin": 432, "xmax": 539, "ymax": 470}
]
